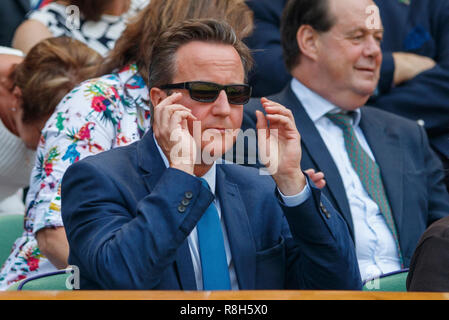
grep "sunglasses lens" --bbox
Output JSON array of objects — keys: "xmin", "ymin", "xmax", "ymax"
[
  {"xmin": 190, "ymin": 82, "xmax": 220, "ymax": 102},
  {"xmin": 226, "ymin": 85, "xmax": 251, "ymax": 104},
  {"xmin": 187, "ymin": 82, "xmax": 251, "ymax": 104}
]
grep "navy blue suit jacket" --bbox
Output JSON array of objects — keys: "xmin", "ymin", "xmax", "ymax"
[
  {"xmin": 370, "ymin": 0, "xmax": 449, "ymax": 159},
  {"xmin": 241, "ymin": 85, "xmax": 449, "ymax": 268},
  {"xmin": 61, "ymin": 129, "xmax": 361, "ymax": 290},
  {"xmin": 244, "ymin": 0, "xmax": 288, "ymax": 97},
  {"xmin": 0, "ymin": 0, "xmax": 30, "ymax": 46}
]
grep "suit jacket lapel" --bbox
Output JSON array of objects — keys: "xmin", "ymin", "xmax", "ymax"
[
  {"xmin": 275, "ymin": 87, "xmax": 354, "ymax": 234},
  {"xmin": 359, "ymin": 108, "xmax": 404, "ymax": 239},
  {"xmin": 216, "ymin": 165, "xmax": 256, "ymax": 290},
  {"xmin": 137, "ymin": 129, "xmax": 197, "ymax": 290}
]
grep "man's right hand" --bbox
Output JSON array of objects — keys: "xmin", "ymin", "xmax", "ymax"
[
  {"xmin": 393, "ymin": 52, "xmax": 436, "ymax": 85},
  {"xmin": 152, "ymin": 92, "xmax": 197, "ymax": 175}
]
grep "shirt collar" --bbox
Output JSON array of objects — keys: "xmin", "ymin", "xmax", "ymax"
[
  {"xmin": 290, "ymin": 78, "xmax": 361, "ymax": 127},
  {"xmin": 153, "ymin": 133, "xmax": 216, "ymax": 195}
]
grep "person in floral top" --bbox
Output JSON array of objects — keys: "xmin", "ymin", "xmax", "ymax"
[
  {"xmin": 0, "ymin": 0, "xmax": 255, "ymax": 289},
  {"xmin": 0, "ymin": 63, "xmax": 150, "ymax": 289},
  {"xmin": 0, "ymin": 37, "xmax": 103, "ymax": 288}
]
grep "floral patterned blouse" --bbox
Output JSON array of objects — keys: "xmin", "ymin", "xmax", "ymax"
[{"xmin": 0, "ymin": 64, "xmax": 150, "ymax": 289}]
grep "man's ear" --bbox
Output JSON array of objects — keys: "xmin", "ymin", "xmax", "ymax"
[
  {"xmin": 150, "ymin": 87, "xmax": 167, "ymax": 107},
  {"xmin": 296, "ymin": 25, "xmax": 320, "ymax": 62},
  {"xmin": 12, "ymin": 85, "xmax": 22, "ymax": 100}
]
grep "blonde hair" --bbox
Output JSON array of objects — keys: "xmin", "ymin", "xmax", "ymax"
[
  {"xmin": 99, "ymin": 0, "xmax": 254, "ymax": 86},
  {"xmin": 12, "ymin": 37, "xmax": 103, "ymax": 123}
]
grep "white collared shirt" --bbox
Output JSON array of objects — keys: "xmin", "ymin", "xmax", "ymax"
[
  {"xmin": 290, "ymin": 78, "xmax": 401, "ymax": 281},
  {"xmin": 154, "ymin": 134, "xmax": 310, "ymax": 289}
]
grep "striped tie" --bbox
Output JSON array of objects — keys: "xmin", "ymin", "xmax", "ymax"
[{"xmin": 326, "ymin": 112, "xmax": 403, "ymax": 266}]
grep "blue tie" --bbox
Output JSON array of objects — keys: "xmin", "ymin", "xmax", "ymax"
[{"xmin": 196, "ymin": 178, "xmax": 231, "ymax": 290}]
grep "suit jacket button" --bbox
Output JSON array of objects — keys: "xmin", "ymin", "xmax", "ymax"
[
  {"xmin": 185, "ymin": 191, "xmax": 193, "ymax": 199},
  {"xmin": 181, "ymin": 198, "xmax": 190, "ymax": 206},
  {"xmin": 320, "ymin": 202, "xmax": 331, "ymax": 219},
  {"xmin": 178, "ymin": 205, "xmax": 186, "ymax": 213}
]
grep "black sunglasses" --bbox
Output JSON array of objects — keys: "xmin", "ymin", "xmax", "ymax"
[{"xmin": 159, "ymin": 81, "xmax": 252, "ymax": 105}]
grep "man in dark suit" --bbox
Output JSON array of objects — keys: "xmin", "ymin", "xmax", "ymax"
[
  {"xmin": 0, "ymin": 0, "xmax": 31, "ymax": 47},
  {"xmin": 241, "ymin": 0, "xmax": 449, "ymax": 282},
  {"xmin": 245, "ymin": 0, "xmax": 449, "ymax": 190},
  {"xmin": 60, "ymin": 19, "xmax": 361, "ymax": 290}
]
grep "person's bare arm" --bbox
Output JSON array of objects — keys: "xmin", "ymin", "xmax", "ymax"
[
  {"xmin": 392, "ymin": 52, "xmax": 436, "ymax": 85},
  {"xmin": 12, "ymin": 20, "xmax": 53, "ymax": 54},
  {"xmin": 36, "ymin": 226, "xmax": 69, "ymax": 269}
]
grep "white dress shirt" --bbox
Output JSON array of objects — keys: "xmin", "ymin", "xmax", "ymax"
[
  {"xmin": 291, "ymin": 79, "xmax": 401, "ymax": 281},
  {"xmin": 154, "ymin": 134, "xmax": 311, "ymax": 289}
]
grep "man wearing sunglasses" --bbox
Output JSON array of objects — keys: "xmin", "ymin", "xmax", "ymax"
[{"xmin": 60, "ymin": 19, "xmax": 361, "ymax": 290}]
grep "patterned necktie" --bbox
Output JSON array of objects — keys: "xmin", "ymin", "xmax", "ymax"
[
  {"xmin": 196, "ymin": 178, "xmax": 231, "ymax": 290},
  {"xmin": 326, "ymin": 112, "xmax": 403, "ymax": 266}
]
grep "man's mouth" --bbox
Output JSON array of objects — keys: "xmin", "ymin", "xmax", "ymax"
[
  {"xmin": 205, "ymin": 127, "xmax": 228, "ymax": 133},
  {"xmin": 355, "ymin": 66, "xmax": 376, "ymax": 74}
]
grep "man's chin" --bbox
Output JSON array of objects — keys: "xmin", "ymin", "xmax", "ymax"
[
  {"xmin": 356, "ymin": 82, "xmax": 378, "ymax": 98},
  {"xmin": 199, "ymin": 138, "xmax": 235, "ymax": 163}
]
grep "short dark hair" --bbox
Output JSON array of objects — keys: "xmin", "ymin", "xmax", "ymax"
[
  {"xmin": 281, "ymin": 0, "xmax": 336, "ymax": 71},
  {"xmin": 99, "ymin": 0, "xmax": 254, "ymax": 87},
  {"xmin": 148, "ymin": 18, "xmax": 253, "ymax": 116}
]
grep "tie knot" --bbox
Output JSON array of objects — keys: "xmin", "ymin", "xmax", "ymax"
[{"xmin": 326, "ymin": 112, "xmax": 353, "ymax": 130}]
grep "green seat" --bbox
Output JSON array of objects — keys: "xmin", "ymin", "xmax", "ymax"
[
  {"xmin": 7, "ymin": 270, "xmax": 72, "ymax": 291},
  {"xmin": 362, "ymin": 269, "xmax": 409, "ymax": 292},
  {"xmin": 0, "ymin": 214, "xmax": 24, "ymax": 266}
]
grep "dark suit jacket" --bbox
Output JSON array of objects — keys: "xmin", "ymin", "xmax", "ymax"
[
  {"xmin": 244, "ymin": 0, "xmax": 289, "ymax": 97},
  {"xmin": 406, "ymin": 216, "xmax": 449, "ymax": 291},
  {"xmin": 61, "ymin": 129, "xmax": 361, "ymax": 290},
  {"xmin": 407, "ymin": 217, "xmax": 449, "ymax": 292},
  {"xmin": 370, "ymin": 0, "xmax": 449, "ymax": 160},
  {"xmin": 0, "ymin": 0, "xmax": 30, "ymax": 47},
  {"xmin": 241, "ymin": 85, "xmax": 449, "ymax": 268}
]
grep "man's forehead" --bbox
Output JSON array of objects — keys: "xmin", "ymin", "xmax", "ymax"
[
  {"xmin": 176, "ymin": 41, "xmax": 241, "ymax": 63},
  {"xmin": 174, "ymin": 41, "xmax": 245, "ymax": 81},
  {"xmin": 329, "ymin": 0, "xmax": 382, "ymax": 30}
]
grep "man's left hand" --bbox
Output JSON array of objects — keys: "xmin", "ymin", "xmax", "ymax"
[{"xmin": 255, "ymin": 97, "xmax": 306, "ymax": 196}]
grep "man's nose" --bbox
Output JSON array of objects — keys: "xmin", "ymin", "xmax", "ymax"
[
  {"xmin": 363, "ymin": 36, "xmax": 382, "ymax": 58},
  {"xmin": 211, "ymin": 90, "xmax": 231, "ymax": 116}
]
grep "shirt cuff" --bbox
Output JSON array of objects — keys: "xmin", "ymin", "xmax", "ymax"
[{"xmin": 277, "ymin": 180, "xmax": 312, "ymax": 207}]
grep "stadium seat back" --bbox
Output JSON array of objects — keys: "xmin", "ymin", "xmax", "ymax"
[
  {"xmin": 0, "ymin": 214, "xmax": 24, "ymax": 267},
  {"xmin": 7, "ymin": 270, "xmax": 72, "ymax": 291},
  {"xmin": 362, "ymin": 269, "xmax": 409, "ymax": 292}
]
